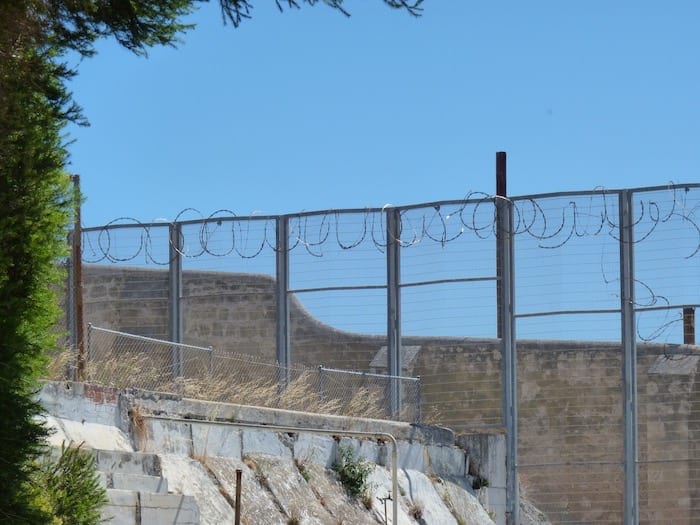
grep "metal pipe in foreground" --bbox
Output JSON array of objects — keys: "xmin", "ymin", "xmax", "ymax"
[{"xmin": 141, "ymin": 415, "xmax": 399, "ymax": 524}]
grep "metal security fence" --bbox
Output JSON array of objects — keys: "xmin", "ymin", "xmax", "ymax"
[
  {"xmin": 512, "ymin": 186, "xmax": 700, "ymax": 525},
  {"xmin": 86, "ymin": 325, "xmax": 422, "ymax": 422},
  {"xmin": 86, "ymin": 324, "xmax": 214, "ymax": 390},
  {"xmin": 64, "ymin": 175, "xmax": 700, "ymax": 525}
]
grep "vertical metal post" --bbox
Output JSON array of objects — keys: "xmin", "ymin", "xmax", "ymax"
[
  {"xmin": 619, "ymin": 190, "xmax": 639, "ymax": 525},
  {"xmin": 66, "ymin": 230, "xmax": 77, "ymax": 378},
  {"xmin": 416, "ymin": 376, "xmax": 422, "ymax": 425},
  {"xmin": 496, "ymin": 152, "xmax": 507, "ymax": 339},
  {"xmin": 71, "ymin": 175, "xmax": 86, "ymax": 381},
  {"xmin": 87, "ymin": 323, "xmax": 94, "ymax": 363},
  {"xmin": 234, "ymin": 468, "xmax": 242, "ymax": 525},
  {"xmin": 498, "ymin": 194, "xmax": 518, "ymax": 525},
  {"xmin": 683, "ymin": 307, "xmax": 695, "ymax": 345},
  {"xmin": 386, "ymin": 208, "xmax": 402, "ymax": 416},
  {"xmin": 318, "ymin": 365, "xmax": 324, "ymax": 402},
  {"xmin": 276, "ymin": 216, "xmax": 291, "ymax": 388},
  {"xmin": 169, "ymin": 223, "xmax": 184, "ymax": 379}
]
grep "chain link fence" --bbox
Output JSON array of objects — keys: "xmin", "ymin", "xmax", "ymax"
[{"xmin": 85, "ymin": 325, "xmax": 422, "ymax": 423}]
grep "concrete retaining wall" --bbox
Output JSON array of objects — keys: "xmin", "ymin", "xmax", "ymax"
[{"xmin": 40, "ymin": 381, "xmax": 503, "ymax": 525}]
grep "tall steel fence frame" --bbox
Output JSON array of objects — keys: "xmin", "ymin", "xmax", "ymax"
[{"xmin": 65, "ymin": 182, "xmax": 700, "ymax": 525}]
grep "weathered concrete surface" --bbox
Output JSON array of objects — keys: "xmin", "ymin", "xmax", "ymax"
[
  {"xmin": 102, "ymin": 489, "xmax": 199, "ymax": 525},
  {"xmin": 204, "ymin": 456, "xmax": 285, "ymax": 525},
  {"xmin": 41, "ymin": 381, "xmax": 501, "ymax": 524},
  {"xmin": 159, "ymin": 454, "xmax": 234, "ymax": 524},
  {"xmin": 45, "ymin": 414, "xmax": 133, "ymax": 451}
]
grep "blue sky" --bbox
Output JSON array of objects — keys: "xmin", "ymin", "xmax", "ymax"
[{"xmin": 66, "ymin": 0, "xmax": 700, "ymax": 228}]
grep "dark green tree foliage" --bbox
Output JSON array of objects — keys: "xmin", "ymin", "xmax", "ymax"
[
  {"xmin": 0, "ymin": 9, "xmax": 72, "ymax": 523},
  {"xmin": 0, "ymin": 0, "xmax": 420, "ymax": 521}
]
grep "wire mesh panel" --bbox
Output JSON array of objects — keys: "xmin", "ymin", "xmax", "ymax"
[
  {"xmin": 637, "ymin": 346, "xmax": 699, "ymax": 524},
  {"xmin": 86, "ymin": 325, "xmax": 213, "ymax": 392},
  {"xmin": 516, "ymin": 335, "xmax": 624, "ymax": 523},
  {"xmin": 288, "ymin": 210, "xmax": 388, "ymax": 370},
  {"xmin": 632, "ymin": 186, "xmax": 700, "ymax": 523},
  {"xmin": 397, "ymin": 198, "xmax": 501, "ymax": 428},
  {"xmin": 85, "ymin": 326, "xmax": 419, "ymax": 422},
  {"xmin": 399, "ymin": 199, "xmax": 498, "ymax": 338},
  {"xmin": 514, "ymin": 191, "xmax": 625, "ymax": 524},
  {"xmin": 514, "ymin": 192, "xmax": 622, "ymax": 341},
  {"xmin": 178, "ymin": 214, "xmax": 278, "ymax": 359},
  {"xmin": 81, "ymin": 222, "xmax": 172, "ymax": 339},
  {"xmin": 317, "ymin": 367, "xmax": 421, "ymax": 423}
]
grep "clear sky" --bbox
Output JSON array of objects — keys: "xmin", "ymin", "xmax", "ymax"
[{"xmin": 65, "ymin": 0, "xmax": 700, "ymax": 227}]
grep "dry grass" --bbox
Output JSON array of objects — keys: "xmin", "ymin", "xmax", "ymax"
[
  {"xmin": 129, "ymin": 404, "xmax": 148, "ymax": 448},
  {"xmin": 181, "ymin": 369, "xmax": 386, "ymax": 418},
  {"xmin": 46, "ymin": 348, "xmax": 412, "ymax": 421},
  {"xmin": 44, "ymin": 347, "xmax": 75, "ymax": 380},
  {"xmin": 408, "ymin": 498, "xmax": 424, "ymax": 521}
]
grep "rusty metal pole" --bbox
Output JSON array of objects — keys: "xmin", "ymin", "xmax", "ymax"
[
  {"xmin": 72, "ymin": 175, "xmax": 86, "ymax": 381},
  {"xmin": 683, "ymin": 307, "xmax": 695, "ymax": 345},
  {"xmin": 496, "ymin": 152, "xmax": 507, "ymax": 339},
  {"xmin": 234, "ymin": 468, "xmax": 242, "ymax": 525}
]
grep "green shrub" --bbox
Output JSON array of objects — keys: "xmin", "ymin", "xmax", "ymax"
[
  {"xmin": 32, "ymin": 442, "xmax": 108, "ymax": 524},
  {"xmin": 333, "ymin": 445, "xmax": 374, "ymax": 499}
]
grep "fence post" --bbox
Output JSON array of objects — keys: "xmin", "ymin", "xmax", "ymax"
[
  {"xmin": 86, "ymin": 323, "xmax": 95, "ymax": 364},
  {"xmin": 619, "ymin": 190, "xmax": 639, "ymax": 525},
  {"xmin": 496, "ymin": 152, "xmax": 507, "ymax": 339},
  {"xmin": 169, "ymin": 223, "xmax": 183, "ymax": 379},
  {"xmin": 276, "ymin": 215, "xmax": 291, "ymax": 389},
  {"xmin": 416, "ymin": 376, "xmax": 422, "ymax": 425},
  {"xmin": 71, "ymin": 175, "xmax": 86, "ymax": 382},
  {"xmin": 386, "ymin": 207, "xmax": 402, "ymax": 417},
  {"xmin": 683, "ymin": 307, "xmax": 695, "ymax": 344},
  {"xmin": 497, "ymin": 194, "xmax": 518, "ymax": 525},
  {"xmin": 318, "ymin": 365, "xmax": 324, "ymax": 402},
  {"xmin": 66, "ymin": 230, "xmax": 77, "ymax": 380}
]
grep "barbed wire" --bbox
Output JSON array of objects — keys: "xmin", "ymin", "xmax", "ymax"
[
  {"xmin": 78, "ymin": 185, "xmax": 699, "ymax": 344},
  {"xmin": 81, "ymin": 185, "xmax": 700, "ymax": 264}
]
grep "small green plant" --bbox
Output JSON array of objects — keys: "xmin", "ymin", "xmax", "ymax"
[
  {"xmin": 472, "ymin": 475, "xmax": 490, "ymax": 490},
  {"xmin": 32, "ymin": 442, "xmax": 108, "ymax": 524},
  {"xmin": 333, "ymin": 445, "xmax": 374, "ymax": 499},
  {"xmin": 294, "ymin": 458, "xmax": 311, "ymax": 482}
]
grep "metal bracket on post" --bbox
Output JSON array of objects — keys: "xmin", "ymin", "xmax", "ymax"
[
  {"xmin": 619, "ymin": 190, "xmax": 639, "ymax": 525},
  {"xmin": 169, "ymin": 223, "xmax": 184, "ymax": 379},
  {"xmin": 386, "ymin": 208, "xmax": 402, "ymax": 417},
  {"xmin": 497, "ymin": 193, "xmax": 519, "ymax": 525},
  {"xmin": 276, "ymin": 215, "xmax": 291, "ymax": 389}
]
